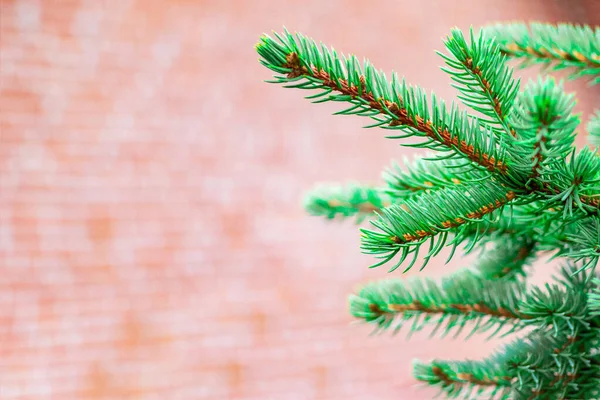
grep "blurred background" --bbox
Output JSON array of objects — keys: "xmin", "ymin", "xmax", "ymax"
[{"xmin": 1, "ymin": 0, "xmax": 599, "ymax": 399}]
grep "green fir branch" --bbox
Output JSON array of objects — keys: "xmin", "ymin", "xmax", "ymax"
[
  {"xmin": 520, "ymin": 283, "xmax": 589, "ymax": 335},
  {"xmin": 560, "ymin": 217, "xmax": 600, "ymax": 271},
  {"xmin": 588, "ymin": 278, "xmax": 600, "ymax": 318},
  {"xmin": 491, "ymin": 334, "xmax": 579, "ymax": 400},
  {"xmin": 256, "ymin": 30, "xmax": 509, "ymax": 175},
  {"xmin": 441, "ymin": 28, "xmax": 519, "ymax": 138},
  {"xmin": 541, "ymin": 147, "xmax": 600, "ymax": 215},
  {"xmin": 473, "ymin": 238, "xmax": 537, "ymax": 281},
  {"xmin": 303, "ymin": 184, "xmax": 390, "ymax": 223},
  {"xmin": 484, "ymin": 22, "xmax": 600, "ymax": 85},
  {"xmin": 413, "ymin": 359, "xmax": 512, "ymax": 399},
  {"xmin": 382, "ymin": 154, "xmax": 489, "ymax": 199},
  {"xmin": 349, "ymin": 270, "xmax": 527, "ymax": 338},
  {"xmin": 588, "ymin": 110, "xmax": 600, "ymax": 147},
  {"xmin": 360, "ymin": 179, "xmax": 515, "ymax": 271},
  {"xmin": 509, "ymin": 77, "xmax": 579, "ymax": 185}
]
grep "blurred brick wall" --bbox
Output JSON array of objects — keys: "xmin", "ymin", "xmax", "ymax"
[{"xmin": 1, "ymin": 1, "xmax": 598, "ymax": 399}]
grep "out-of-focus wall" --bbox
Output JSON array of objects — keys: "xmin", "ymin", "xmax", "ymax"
[{"xmin": 1, "ymin": 1, "xmax": 598, "ymax": 399}]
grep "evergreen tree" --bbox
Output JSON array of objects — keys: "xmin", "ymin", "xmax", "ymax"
[{"xmin": 255, "ymin": 22, "xmax": 600, "ymax": 399}]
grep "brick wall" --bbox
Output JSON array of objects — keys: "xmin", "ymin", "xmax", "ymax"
[{"xmin": 1, "ymin": 1, "xmax": 599, "ymax": 399}]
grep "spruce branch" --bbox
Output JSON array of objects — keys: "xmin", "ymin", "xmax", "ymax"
[
  {"xmin": 473, "ymin": 238, "xmax": 537, "ymax": 281},
  {"xmin": 509, "ymin": 77, "xmax": 579, "ymax": 185},
  {"xmin": 303, "ymin": 184, "xmax": 390, "ymax": 223},
  {"xmin": 411, "ymin": 267, "xmax": 597, "ymax": 400},
  {"xmin": 492, "ymin": 334, "xmax": 578, "ymax": 400},
  {"xmin": 543, "ymin": 147, "xmax": 600, "ymax": 214},
  {"xmin": 349, "ymin": 270, "xmax": 527, "ymax": 338},
  {"xmin": 520, "ymin": 283, "xmax": 589, "ymax": 335},
  {"xmin": 360, "ymin": 179, "xmax": 514, "ymax": 271},
  {"xmin": 256, "ymin": 30, "xmax": 508, "ymax": 175},
  {"xmin": 588, "ymin": 110, "xmax": 600, "ymax": 147},
  {"xmin": 484, "ymin": 22, "xmax": 600, "ymax": 84},
  {"xmin": 441, "ymin": 28, "xmax": 519, "ymax": 138},
  {"xmin": 382, "ymin": 155, "xmax": 489, "ymax": 199},
  {"xmin": 588, "ymin": 278, "xmax": 600, "ymax": 318},
  {"xmin": 413, "ymin": 359, "xmax": 512, "ymax": 399},
  {"xmin": 558, "ymin": 217, "xmax": 600, "ymax": 271}
]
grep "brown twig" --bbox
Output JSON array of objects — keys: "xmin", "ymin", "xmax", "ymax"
[
  {"xmin": 502, "ymin": 43, "xmax": 600, "ymax": 67},
  {"xmin": 430, "ymin": 366, "xmax": 513, "ymax": 387},
  {"xmin": 369, "ymin": 299, "xmax": 530, "ymax": 320}
]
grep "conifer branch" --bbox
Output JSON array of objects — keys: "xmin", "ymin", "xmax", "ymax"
[
  {"xmin": 544, "ymin": 148, "xmax": 600, "ymax": 214},
  {"xmin": 414, "ymin": 360, "xmax": 513, "ymax": 399},
  {"xmin": 441, "ymin": 28, "xmax": 519, "ymax": 138},
  {"xmin": 256, "ymin": 31, "xmax": 508, "ymax": 175},
  {"xmin": 588, "ymin": 278, "xmax": 600, "ymax": 317},
  {"xmin": 491, "ymin": 334, "xmax": 577, "ymax": 399},
  {"xmin": 474, "ymin": 238, "xmax": 537, "ymax": 281},
  {"xmin": 303, "ymin": 184, "xmax": 390, "ymax": 223},
  {"xmin": 509, "ymin": 77, "xmax": 579, "ymax": 185},
  {"xmin": 484, "ymin": 23, "xmax": 600, "ymax": 85},
  {"xmin": 520, "ymin": 283, "xmax": 589, "ymax": 335},
  {"xmin": 349, "ymin": 270, "xmax": 528, "ymax": 338},
  {"xmin": 382, "ymin": 155, "xmax": 489, "ymax": 199},
  {"xmin": 554, "ymin": 217, "xmax": 600, "ymax": 271},
  {"xmin": 588, "ymin": 110, "xmax": 600, "ymax": 147},
  {"xmin": 360, "ymin": 180, "xmax": 514, "ymax": 271}
]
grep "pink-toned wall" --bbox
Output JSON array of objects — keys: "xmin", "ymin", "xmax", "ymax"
[{"xmin": 1, "ymin": 1, "xmax": 599, "ymax": 399}]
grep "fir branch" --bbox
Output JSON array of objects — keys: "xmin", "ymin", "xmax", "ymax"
[
  {"xmin": 360, "ymin": 179, "xmax": 515, "ymax": 271},
  {"xmin": 493, "ymin": 334, "xmax": 578, "ymax": 400},
  {"xmin": 560, "ymin": 217, "xmax": 600, "ymax": 271},
  {"xmin": 349, "ymin": 270, "xmax": 528, "ymax": 338},
  {"xmin": 511, "ymin": 266, "xmax": 592, "ymax": 399},
  {"xmin": 441, "ymin": 28, "xmax": 519, "ymax": 138},
  {"xmin": 588, "ymin": 278, "xmax": 600, "ymax": 318},
  {"xmin": 588, "ymin": 110, "xmax": 600, "ymax": 147},
  {"xmin": 542, "ymin": 147, "xmax": 600, "ymax": 214},
  {"xmin": 303, "ymin": 184, "xmax": 390, "ymax": 223},
  {"xmin": 382, "ymin": 155, "xmax": 489, "ymax": 199},
  {"xmin": 256, "ymin": 30, "xmax": 508, "ymax": 175},
  {"xmin": 414, "ymin": 359, "xmax": 512, "ymax": 399},
  {"xmin": 520, "ymin": 283, "xmax": 589, "ymax": 335},
  {"xmin": 474, "ymin": 238, "xmax": 537, "ymax": 281},
  {"xmin": 484, "ymin": 22, "xmax": 600, "ymax": 84},
  {"xmin": 460, "ymin": 202, "xmax": 546, "ymax": 245},
  {"xmin": 509, "ymin": 77, "xmax": 579, "ymax": 185}
]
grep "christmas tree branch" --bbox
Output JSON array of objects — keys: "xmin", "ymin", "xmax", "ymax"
[
  {"xmin": 256, "ymin": 31, "xmax": 508, "ymax": 174},
  {"xmin": 360, "ymin": 179, "xmax": 514, "ymax": 271},
  {"xmin": 509, "ymin": 77, "xmax": 578, "ymax": 185},
  {"xmin": 484, "ymin": 22, "xmax": 600, "ymax": 84},
  {"xmin": 383, "ymin": 155, "xmax": 489, "ymax": 199},
  {"xmin": 545, "ymin": 149, "xmax": 600, "ymax": 214},
  {"xmin": 588, "ymin": 110, "xmax": 600, "ymax": 146},
  {"xmin": 441, "ymin": 28, "xmax": 519, "ymax": 138},
  {"xmin": 414, "ymin": 359, "xmax": 512, "ymax": 399},
  {"xmin": 520, "ymin": 283, "xmax": 589, "ymax": 335},
  {"xmin": 474, "ymin": 238, "xmax": 537, "ymax": 281},
  {"xmin": 303, "ymin": 184, "xmax": 390, "ymax": 223},
  {"xmin": 499, "ymin": 334, "xmax": 581, "ymax": 399},
  {"xmin": 588, "ymin": 278, "xmax": 600, "ymax": 317},
  {"xmin": 349, "ymin": 270, "xmax": 528, "ymax": 338}
]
